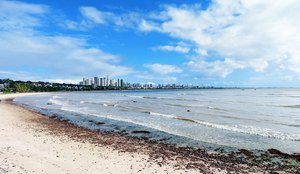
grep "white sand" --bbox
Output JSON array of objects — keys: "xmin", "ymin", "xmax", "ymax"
[{"xmin": 0, "ymin": 93, "xmax": 202, "ymax": 174}]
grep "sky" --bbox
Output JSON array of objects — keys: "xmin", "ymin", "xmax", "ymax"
[{"xmin": 0, "ymin": 0, "xmax": 300, "ymax": 87}]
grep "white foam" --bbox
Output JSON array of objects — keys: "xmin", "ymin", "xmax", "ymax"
[
  {"xmin": 149, "ymin": 112, "xmax": 177, "ymax": 119},
  {"xmin": 52, "ymin": 95, "xmax": 62, "ymax": 99},
  {"xmin": 193, "ymin": 120, "xmax": 300, "ymax": 141},
  {"xmin": 125, "ymin": 95, "xmax": 144, "ymax": 98},
  {"xmin": 48, "ymin": 98, "xmax": 65, "ymax": 106},
  {"xmin": 207, "ymin": 106, "xmax": 216, "ymax": 109}
]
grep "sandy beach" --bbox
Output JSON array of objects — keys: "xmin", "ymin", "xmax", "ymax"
[{"xmin": 0, "ymin": 93, "xmax": 297, "ymax": 174}]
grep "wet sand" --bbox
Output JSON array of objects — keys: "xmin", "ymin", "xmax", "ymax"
[{"xmin": 0, "ymin": 93, "xmax": 298, "ymax": 173}]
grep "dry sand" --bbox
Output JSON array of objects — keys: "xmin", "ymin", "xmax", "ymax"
[{"xmin": 0, "ymin": 93, "xmax": 291, "ymax": 174}]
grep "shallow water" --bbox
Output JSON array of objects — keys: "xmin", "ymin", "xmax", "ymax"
[{"xmin": 15, "ymin": 89, "xmax": 300, "ymax": 153}]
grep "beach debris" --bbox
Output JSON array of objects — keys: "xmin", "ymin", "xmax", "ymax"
[
  {"xmin": 268, "ymin": 148, "xmax": 289, "ymax": 157},
  {"xmin": 132, "ymin": 130, "xmax": 150, "ymax": 134},
  {"xmin": 239, "ymin": 149, "xmax": 254, "ymax": 157},
  {"xmin": 290, "ymin": 153, "xmax": 300, "ymax": 160},
  {"xmin": 88, "ymin": 120, "xmax": 105, "ymax": 125},
  {"xmin": 139, "ymin": 136, "xmax": 149, "ymax": 140},
  {"xmin": 176, "ymin": 117, "xmax": 196, "ymax": 123},
  {"xmin": 119, "ymin": 130, "xmax": 128, "ymax": 135},
  {"xmin": 95, "ymin": 121, "xmax": 105, "ymax": 125},
  {"xmin": 268, "ymin": 148, "xmax": 300, "ymax": 160},
  {"xmin": 49, "ymin": 115, "xmax": 58, "ymax": 119},
  {"xmin": 60, "ymin": 118, "xmax": 69, "ymax": 122}
]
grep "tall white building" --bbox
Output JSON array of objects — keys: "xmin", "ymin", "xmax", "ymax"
[
  {"xmin": 117, "ymin": 79, "xmax": 121, "ymax": 87},
  {"xmin": 86, "ymin": 79, "xmax": 90, "ymax": 86},
  {"xmin": 83, "ymin": 78, "xmax": 86, "ymax": 85}
]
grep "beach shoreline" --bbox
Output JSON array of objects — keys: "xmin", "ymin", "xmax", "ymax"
[{"xmin": 0, "ymin": 93, "xmax": 299, "ymax": 173}]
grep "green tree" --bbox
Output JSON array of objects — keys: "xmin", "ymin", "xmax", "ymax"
[
  {"xmin": 2, "ymin": 88, "xmax": 13, "ymax": 94},
  {"xmin": 15, "ymin": 83, "xmax": 31, "ymax": 93}
]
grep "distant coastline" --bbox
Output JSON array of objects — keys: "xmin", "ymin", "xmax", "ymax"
[{"xmin": 0, "ymin": 78, "xmax": 241, "ymax": 93}]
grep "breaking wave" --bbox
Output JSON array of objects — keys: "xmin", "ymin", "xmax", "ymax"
[{"xmin": 148, "ymin": 111, "xmax": 300, "ymax": 141}]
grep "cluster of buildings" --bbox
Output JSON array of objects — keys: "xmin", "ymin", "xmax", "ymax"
[
  {"xmin": 78, "ymin": 75, "xmax": 207, "ymax": 89},
  {"xmin": 79, "ymin": 75, "xmax": 125, "ymax": 88}
]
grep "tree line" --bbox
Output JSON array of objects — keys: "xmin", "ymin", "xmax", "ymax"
[{"xmin": 0, "ymin": 79, "xmax": 127, "ymax": 93}]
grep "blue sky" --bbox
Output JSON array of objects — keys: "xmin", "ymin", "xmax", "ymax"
[{"xmin": 0, "ymin": 0, "xmax": 300, "ymax": 87}]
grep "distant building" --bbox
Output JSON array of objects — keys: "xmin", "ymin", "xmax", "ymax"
[
  {"xmin": 100, "ymin": 78, "xmax": 104, "ymax": 86},
  {"xmin": 110, "ymin": 79, "xmax": 114, "ymax": 86},
  {"xmin": 90, "ymin": 78, "xmax": 94, "ymax": 86},
  {"xmin": 86, "ymin": 79, "xmax": 90, "ymax": 86},
  {"xmin": 83, "ymin": 78, "xmax": 86, "ymax": 85},
  {"xmin": 120, "ymin": 79, "xmax": 124, "ymax": 87},
  {"xmin": 106, "ymin": 75, "xmax": 109, "ymax": 86},
  {"xmin": 94, "ymin": 77, "xmax": 99, "ymax": 87},
  {"xmin": 103, "ymin": 77, "xmax": 106, "ymax": 86}
]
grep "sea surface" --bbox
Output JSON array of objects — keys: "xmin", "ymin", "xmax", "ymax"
[{"xmin": 14, "ymin": 89, "xmax": 300, "ymax": 153}]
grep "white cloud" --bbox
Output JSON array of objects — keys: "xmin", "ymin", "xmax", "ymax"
[
  {"xmin": 140, "ymin": 0, "xmax": 300, "ymax": 78},
  {"xmin": 139, "ymin": 19, "xmax": 162, "ymax": 32},
  {"xmin": 187, "ymin": 58, "xmax": 245, "ymax": 78},
  {"xmin": 0, "ymin": 1, "xmax": 133, "ymax": 81},
  {"xmin": 0, "ymin": 70, "xmax": 41, "ymax": 81},
  {"xmin": 144, "ymin": 64, "xmax": 182, "ymax": 75},
  {"xmin": 79, "ymin": 7, "xmax": 107, "ymax": 24},
  {"xmin": 65, "ymin": 6, "xmax": 142, "ymax": 30},
  {"xmin": 153, "ymin": 45, "xmax": 190, "ymax": 53},
  {"xmin": 195, "ymin": 49, "xmax": 208, "ymax": 57},
  {"xmin": 0, "ymin": 32, "xmax": 133, "ymax": 77},
  {"xmin": 0, "ymin": 0, "xmax": 48, "ymax": 30}
]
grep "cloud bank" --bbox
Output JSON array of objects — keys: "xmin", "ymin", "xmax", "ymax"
[{"xmin": 140, "ymin": 0, "xmax": 300, "ymax": 78}]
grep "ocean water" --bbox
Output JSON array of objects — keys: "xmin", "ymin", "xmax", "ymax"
[{"xmin": 14, "ymin": 89, "xmax": 300, "ymax": 153}]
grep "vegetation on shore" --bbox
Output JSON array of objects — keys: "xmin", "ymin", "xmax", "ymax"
[{"xmin": 0, "ymin": 79, "xmax": 127, "ymax": 93}]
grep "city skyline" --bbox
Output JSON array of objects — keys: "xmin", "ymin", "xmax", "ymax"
[
  {"xmin": 81, "ymin": 75, "xmax": 125, "ymax": 88},
  {"xmin": 0, "ymin": 0, "xmax": 300, "ymax": 87},
  {"xmin": 79, "ymin": 75, "xmax": 220, "ymax": 89}
]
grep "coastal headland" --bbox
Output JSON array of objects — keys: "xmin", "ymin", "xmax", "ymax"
[{"xmin": 0, "ymin": 93, "xmax": 299, "ymax": 174}]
